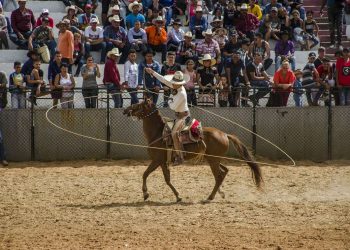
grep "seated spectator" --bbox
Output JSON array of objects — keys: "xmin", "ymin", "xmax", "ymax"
[
  {"xmin": 105, "ymin": 5, "xmax": 126, "ymax": 28},
  {"xmin": 235, "ymin": 4, "xmax": 260, "ymax": 41},
  {"xmin": 54, "ymin": 63, "xmax": 75, "ymax": 109},
  {"xmin": 0, "ymin": 3, "xmax": 9, "ymax": 49},
  {"xmin": 272, "ymin": 60, "xmax": 295, "ymax": 106},
  {"xmin": 278, "ymin": 7, "xmax": 290, "ymax": 33},
  {"xmin": 266, "ymin": 7, "xmax": 282, "ymax": 41},
  {"xmin": 303, "ymin": 10, "xmax": 319, "ymax": 50},
  {"xmin": 28, "ymin": 17, "xmax": 57, "ymax": 59},
  {"xmin": 210, "ymin": 17, "xmax": 223, "ymax": 33},
  {"xmin": 167, "ymin": 19, "xmax": 184, "ymax": 52},
  {"xmin": 314, "ymin": 46, "xmax": 326, "ymax": 69},
  {"xmin": 183, "ymin": 59, "xmax": 197, "ymax": 107},
  {"xmin": 223, "ymin": 30, "xmax": 241, "ymax": 65},
  {"xmin": 145, "ymin": 16, "xmax": 167, "ymax": 62},
  {"xmin": 225, "ymin": 50, "xmax": 250, "ymax": 107},
  {"xmin": 57, "ymin": 20, "xmax": 74, "ymax": 73},
  {"xmin": 213, "ymin": 0, "xmax": 227, "ymax": 14},
  {"xmin": 104, "ymin": 15, "xmax": 128, "ymax": 64},
  {"xmin": 302, "ymin": 52, "xmax": 320, "ymax": 106},
  {"xmin": 335, "ymin": 48, "xmax": 350, "ymax": 106},
  {"xmin": 84, "ymin": 18, "xmax": 106, "ymax": 63},
  {"xmin": 48, "ymin": 51, "xmax": 63, "ymax": 108},
  {"xmin": 35, "ymin": 9, "xmax": 54, "ymax": 28},
  {"xmin": 289, "ymin": 0, "xmax": 305, "ymax": 20},
  {"xmin": 9, "ymin": 62, "xmax": 26, "ymax": 109},
  {"xmin": 213, "ymin": 28, "xmax": 228, "ymax": 52},
  {"xmin": 21, "ymin": 50, "xmax": 39, "ymax": 83},
  {"xmin": 126, "ymin": 1, "xmax": 145, "ymax": 29},
  {"xmin": 173, "ymin": 0, "xmax": 186, "ymax": 17},
  {"xmin": 10, "ymin": 0, "xmax": 35, "ymax": 49},
  {"xmin": 103, "ymin": 48, "xmax": 123, "ymax": 108},
  {"xmin": 196, "ymin": 29, "xmax": 221, "ymax": 64},
  {"xmin": 124, "ymin": 49, "xmax": 141, "ymax": 105},
  {"xmin": 246, "ymin": 53, "xmax": 271, "ymax": 106},
  {"xmin": 197, "ymin": 54, "xmax": 219, "ymax": 95},
  {"xmin": 293, "ymin": 69, "xmax": 303, "ymax": 107},
  {"xmin": 211, "ymin": 7, "xmax": 224, "ymax": 24},
  {"xmin": 223, "ymin": 0, "xmax": 236, "ymax": 29},
  {"xmin": 289, "ymin": 9, "xmax": 303, "ymax": 46},
  {"xmin": 138, "ymin": 48, "xmax": 161, "ymax": 104},
  {"xmin": 263, "ymin": 0, "xmax": 282, "ymax": 16},
  {"xmin": 81, "ymin": 55, "xmax": 100, "ymax": 108},
  {"xmin": 274, "ymin": 30, "xmax": 296, "ymax": 71},
  {"xmin": 248, "ymin": 32, "xmax": 273, "ymax": 71},
  {"xmin": 146, "ymin": 7, "xmax": 164, "ymax": 27},
  {"xmin": 161, "ymin": 51, "xmax": 181, "ymax": 107},
  {"xmin": 127, "ymin": 20, "xmax": 148, "ymax": 54},
  {"xmin": 189, "ymin": 6, "xmax": 207, "ymax": 40},
  {"xmin": 248, "ymin": 0, "xmax": 263, "ymax": 20},
  {"xmin": 73, "ymin": 33, "xmax": 84, "ymax": 76},
  {"xmin": 64, "ymin": 5, "xmax": 79, "ymax": 27},
  {"xmin": 72, "ymin": 0, "xmax": 98, "ymax": 13},
  {"xmin": 175, "ymin": 31, "xmax": 197, "ymax": 65},
  {"xmin": 26, "ymin": 59, "xmax": 46, "ymax": 105},
  {"xmin": 65, "ymin": 18, "xmax": 83, "ymax": 35},
  {"xmin": 77, "ymin": 4, "xmax": 98, "ymax": 31},
  {"xmin": 188, "ymin": 0, "xmax": 198, "ymax": 19},
  {"xmin": 238, "ymin": 38, "xmax": 252, "ymax": 68}
]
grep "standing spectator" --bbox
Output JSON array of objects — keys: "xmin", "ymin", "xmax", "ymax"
[
  {"xmin": 161, "ymin": 51, "xmax": 181, "ymax": 107},
  {"xmin": 320, "ymin": 0, "xmax": 345, "ymax": 49},
  {"xmin": 57, "ymin": 20, "xmax": 74, "ymax": 73},
  {"xmin": 21, "ymin": 50, "xmax": 39, "ymax": 86},
  {"xmin": 104, "ymin": 15, "xmax": 128, "ymax": 64},
  {"xmin": 35, "ymin": 9, "xmax": 54, "ymax": 28},
  {"xmin": 81, "ymin": 55, "xmax": 100, "ymax": 108},
  {"xmin": 197, "ymin": 54, "xmax": 220, "ymax": 95},
  {"xmin": 246, "ymin": 53, "xmax": 271, "ymax": 106},
  {"xmin": 196, "ymin": 29, "xmax": 221, "ymax": 63},
  {"xmin": 54, "ymin": 63, "xmax": 76, "ymax": 109},
  {"xmin": 167, "ymin": 19, "xmax": 184, "ymax": 52},
  {"xmin": 248, "ymin": 32, "xmax": 273, "ymax": 71},
  {"xmin": 126, "ymin": 1, "xmax": 145, "ymax": 29},
  {"xmin": 302, "ymin": 52, "xmax": 320, "ymax": 106},
  {"xmin": 314, "ymin": 46, "xmax": 326, "ymax": 69},
  {"xmin": 303, "ymin": 10, "xmax": 319, "ymax": 50},
  {"xmin": 28, "ymin": 17, "xmax": 57, "ymax": 59},
  {"xmin": 0, "ymin": 3, "xmax": 9, "ymax": 49},
  {"xmin": 145, "ymin": 16, "xmax": 167, "ymax": 63},
  {"xmin": 124, "ymin": 49, "xmax": 141, "ymax": 105},
  {"xmin": 77, "ymin": 4, "xmax": 98, "ymax": 31},
  {"xmin": 293, "ymin": 69, "xmax": 303, "ymax": 107},
  {"xmin": 10, "ymin": 0, "xmax": 35, "ymax": 49},
  {"xmin": 235, "ymin": 3, "xmax": 260, "ymax": 41},
  {"xmin": 73, "ymin": 33, "xmax": 84, "ymax": 77},
  {"xmin": 183, "ymin": 59, "xmax": 197, "ymax": 106},
  {"xmin": 217, "ymin": 74, "xmax": 230, "ymax": 107},
  {"xmin": 0, "ymin": 70, "xmax": 7, "ymax": 109},
  {"xmin": 127, "ymin": 20, "xmax": 148, "ymax": 54},
  {"xmin": 248, "ymin": 0, "xmax": 263, "ymax": 20},
  {"xmin": 176, "ymin": 31, "xmax": 197, "ymax": 64},
  {"xmin": 103, "ymin": 48, "xmax": 123, "ymax": 108},
  {"xmin": 0, "ymin": 128, "xmax": 8, "ymax": 166},
  {"xmin": 48, "ymin": 51, "xmax": 63, "ymax": 108},
  {"xmin": 9, "ymin": 62, "xmax": 26, "ymax": 109},
  {"xmin": 335, "ymin": 48, "xmax": 350, "ymax": 105},
  {"xmin": 316, "ymin": 57, "xmax": 334, "ymax": 105},
  {"xmin": 26, "ymin": 59, "xmax": 46, "ymax": 105},
  {"xmin": 84, "ymin": 18, "xmax": 107, "ymax": 63},
  {"xmin": 138, "ymin": 48, "xmax": 161, "ymax": 104},
  {"xmin": 189, "ymin": 6, "xmax": 207, "ymax": 40},
  {"xmin": 272, "ymin": 60, "xmax": 296, "ymax": 106},
  {"xmin": 274, "ymin": 30, "xmax": 296, "ymax": 71},
  {"xmin": 64, "ymin": 5, "xmax": 80, "ymax": 27}
]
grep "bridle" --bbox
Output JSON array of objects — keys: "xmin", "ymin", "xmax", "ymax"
[{"xmin": 128, "ymin": 103, "xmax": 158, "ymax": 120}]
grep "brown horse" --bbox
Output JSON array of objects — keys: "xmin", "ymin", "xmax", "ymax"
[{"xmin": 123, "ymin": 99, "xmax": 263, "ymax": 202}]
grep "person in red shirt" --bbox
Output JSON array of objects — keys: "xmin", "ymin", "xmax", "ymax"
[
  {"xmin": 35, "ymin": 9, "xmax": 54, "ymax": 28},
  {"xmin": 316, "ymin": 57, "xmax": 334, "ymax": 105},
  {"xmin": 272, "ymin": 60, "xmax": 296, "ymax": 106},
  {"xmin": 336, "ymin": 48, "xmax": 350, "ymax": 105},
  {"xmin": 103, "ymin": 48, "xmax": 123, "ymax": 108}
]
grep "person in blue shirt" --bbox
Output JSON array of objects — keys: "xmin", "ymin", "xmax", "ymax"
[
  {"xmin": 263, "ymin": 0, "xmax": 282, "ymax": 16},
  {"xmin": 126, "ymin": 1, "xmax": 146, "ymax": 29},
  {"xmin": 189, "ymin": 6, "xmax": 208, "ymax": 40}
]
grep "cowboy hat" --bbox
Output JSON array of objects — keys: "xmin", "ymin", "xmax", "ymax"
[
  {"xmin": 199, "ymin": 54, "xmax": 216, "ymax": 66},
  {"xmin": 215, "ymin": 27, "xmax": 227, "ymax": 35},
  {"xmin": 195, "ymin": 6, "xmax": 203, "ymax": 12},
  {"xmin": 90, "ymin": 17, "xmax": 99, "ymax": 24},
  {"xmin": 240, "ymin": 3, "xmax": 248, "ymax": 10},
  {"xmin": 210, "ymin": 17, "xmax": 223, "ymax": 25},
  {"xmin": 65, "ymin": 5, "xmax": 78, "ymax": 14},
  {"xmin": 202, "ymin": 29, "xmax": 214, "ymax": 37},
  {"xmin": 128, "ymin": 1, "xmax": 142, "ymax": 12},
  {"xmin": 184, "ymin": 31, "xmax": 193, "ymax": 38},
  {"xmin": 108, "ymin": 15, "xmax": 121, "ymax": 23},
  {"xmin": 107, "ymin": 48, "xmax": 122, "ymax": 57},
  {"xmin": 55, "ymin": 20, "xmax": 69, "ymax": 28},
  {"xmin": 152, "ymin": 16, "xmax": 164, "ymax": 24},
  {"xmin": 171, "ymin": 18, "xmax": 182, "ymax": 26},
  {"xmin": 163, "ymin": 71, "xmax": 190, "ymax": 85}
]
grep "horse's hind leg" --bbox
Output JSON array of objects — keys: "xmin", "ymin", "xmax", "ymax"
[
  {"xmin": 143, "ymin": 161, "xmax": 160, "ymax": 201},
  {"xmin": 218, "ymin": 164, "xmax": 229, "ymax": 199},
  {"xmin": 161, "ymin": 163, "xmax": 182, "ymax": 202},
  {"xmin": 207, "ymin": 161, "xmax": 228, "ymax": 201}
]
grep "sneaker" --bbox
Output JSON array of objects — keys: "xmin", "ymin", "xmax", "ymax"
[
  {"xmin": 1, "ymin": 160, "xmax": 8, "ymax": 166},
  {"xmin": 329, "ymin": 44, "xmax": 336, "ymax": 49}
]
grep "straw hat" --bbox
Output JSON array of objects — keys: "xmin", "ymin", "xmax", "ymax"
[
  {"xmin": 202, "ymin": 29, "xmax": 214, "ymax": 37},
  {"xmin": 171, "ymin": 18, "xmax": 182, "ymax": 26},
  {"xmin": 152, "ymin": 16, "xmax": 164, "ymax": 24},
  {"xmin": 65, "ymin": 5, "xmax": 78, "ymax": 14},
  {"xmin": 199, "ymin": 54, "xmax": 216, "ymax": 66},
  {"xmin": 107, "ymin": 48, "xmax": 122, "ymax": 57},
  {"xmin": 56, "ymin": 20, "xmax": 69, "ymax": 28},
  {"xmin": 210, "ymin": 17, "xmax": 223, "ymax": 26},
  {"xmin": 90, "ymin": 17, "xmax": 99, "ymax": 24},
  {"xmin": 184, "ymin": 31, "xmax": 193, "ymax": 38},
  {"xmin": 163, "ymin": 71, "xmax": 190, "ymax": 85},
  {"xmin": 128, "ymin": 1, "xmax": 142, "ymax": 12},
  {"xmin": 240, "ymin": 3, "xmax": 248, "ymax": 10},
  {"xmin": 195, "ymin": 6, "xmax": 203, "ymax": 12},
  {"xmin": 108, "ymin": 15, "xmax": 121, "ymax": 23}
]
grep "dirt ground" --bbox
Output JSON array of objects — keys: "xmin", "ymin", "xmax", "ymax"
[{"xmin": 0, "ymin": 160, "xmax": 349, "ymax": 250}]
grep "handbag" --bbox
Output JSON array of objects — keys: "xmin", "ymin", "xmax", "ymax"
[{"xmin": 36, "ymin": 45, "xmax": 50, "ymax": 63}]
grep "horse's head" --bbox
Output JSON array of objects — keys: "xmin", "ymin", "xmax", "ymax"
[{"xmin": 123, "ymin": 98, "xmax": 156, "ymax": 119}]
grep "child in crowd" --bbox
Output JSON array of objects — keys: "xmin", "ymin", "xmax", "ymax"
[
  {"xmin": 183, "ymin": 59, "xmax": 197, "ymax": 107},
  {"xmin": 26, "ymin": 59, "xmax": 46, "ymax": 105},
  {"xmin": 73, "ymin": 33, "xmax": 84, "ymax": 77},
  {"xmin": 9, "ymin": 62, "xmax": 26, "ymax": 109},
  {"xmin": 217, "ymin": 74, "xmax": 230, "ymax": 107},
  {"xmin": 293, "ymin": 69, "xmax": 303, "ymax": 107},
  {"xmin": 213, "ymin": 28, "xmax": 228, "ymax": 51},
  {"xmin": 303, "ymin": 10, "xmax": 319, "ymax": 50},
  {"xmin": 124, "ymin": 49, "xmax": 140, "ymax": 105}
]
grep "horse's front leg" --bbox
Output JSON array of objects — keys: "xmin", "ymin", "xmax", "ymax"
[
  {"xmin": 161, "ymin": 163, "xmax": 182, "ymax": 202},
  {"xmin": 142, "ymin": 161, "xmax": 160, "ymax": 201}
]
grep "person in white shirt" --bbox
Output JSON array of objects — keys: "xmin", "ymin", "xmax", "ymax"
[
  {"xmin": 145, "ymin": 68, "xmax": 190, "ymax": 165},
  {"xmin": 124, "ymin": 49, "xmax": 141, "ymax": 104},
  {"xmin": 167, "ymin": 19, "xmax": 185, "ymax": 52},
  {"xmin": 84, "ymin": 18, "xmax": 107, "ymax": 63},
  {"xmin": 127, "ymin": 20, "xmax": 148, "ymax": 54}
]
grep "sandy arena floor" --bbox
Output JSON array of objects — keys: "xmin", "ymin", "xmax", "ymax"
[{"xmin": 0, "ymin": 160, "xmax": 349, "ymax": 249}]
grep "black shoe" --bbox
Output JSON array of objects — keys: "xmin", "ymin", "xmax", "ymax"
[
  {"xmin": 1, "ymin": 160, "xmax": 8, "ymax": 166},
  {"xmin": 27, "ymin": 96, "xmax": 37, "ymax": 106}
]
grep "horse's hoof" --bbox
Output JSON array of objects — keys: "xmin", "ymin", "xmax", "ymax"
[
  {"xmin": 219, "ymin": 192, "xmax": 225, "ymax": 199},
  {"xmin": 201, "ymin": 199, "xmax": 212, "ymax": 204},
  {"xmin": 176, "ymin": 197, "xmax": 182, "ymax": 203},
  {"xmin": 143, "ymin": 193, "xmax": 149, "ymax": 201}
]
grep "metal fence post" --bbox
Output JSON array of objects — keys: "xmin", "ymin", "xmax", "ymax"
[
  {"xmin": 106, "ymin": 90, "xmax": 111, "ymax": 159},
  {"xmin": 30, "ymin": 101, "xmax": 35, "ymax": 161},
  {"xmin": 252, "ymin": 87, "xmax": 257, "ymax": 155},
  {"xmin": 327, "ymin": 88, "xmax": 333, "ymax": 160}
]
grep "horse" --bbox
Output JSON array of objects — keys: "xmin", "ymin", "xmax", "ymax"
[{"xmin": 123, "ymin": 98, "xmax": 263, "ymax": 202}]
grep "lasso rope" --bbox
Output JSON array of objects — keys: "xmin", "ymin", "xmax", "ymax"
[{"xmin": 45, "ymin": 89, "xmax": 295, "ymax": 168}]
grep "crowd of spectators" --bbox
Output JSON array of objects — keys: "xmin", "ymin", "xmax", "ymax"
[{"xmin": 0, "ymin": 0, "xmax": 349, "ymax": 109}]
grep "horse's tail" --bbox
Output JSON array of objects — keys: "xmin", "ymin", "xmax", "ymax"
[{"xmin": 227, "ymin": 134, "xmax": 263, "ymax": 189}]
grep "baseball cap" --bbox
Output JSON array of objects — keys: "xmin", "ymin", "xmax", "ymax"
[
  {"xmin": 308, "ymin": 52, "xmax": 316, "ymax": 58},
  {"xmin": 271, "ymin": 7, "xmax": 278, "ymax": 12}
]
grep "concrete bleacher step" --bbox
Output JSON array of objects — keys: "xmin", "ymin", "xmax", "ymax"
[{"xmin": 3, "ymin": 0, "xmax": 66, "ymax": 12}]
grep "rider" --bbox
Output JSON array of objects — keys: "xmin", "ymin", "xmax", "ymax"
[{"xmin": 145, "ymin": 68, "xmax": 189, "ymax": 166}]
